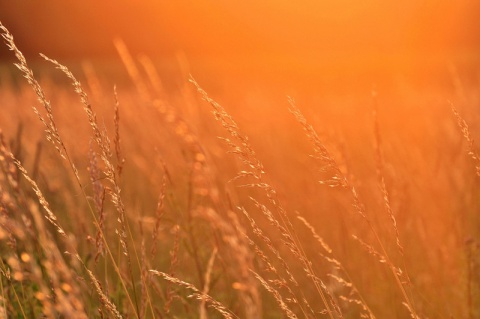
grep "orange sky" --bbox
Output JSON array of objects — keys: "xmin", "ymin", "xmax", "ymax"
[{"xmin": 0, "ymin": 1, "xmax": 479, "ymax": 73}]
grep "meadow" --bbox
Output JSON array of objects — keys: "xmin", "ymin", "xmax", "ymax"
[{"xmin": 0, "ymin": 22, "xmax": 479, "ymax": 319}]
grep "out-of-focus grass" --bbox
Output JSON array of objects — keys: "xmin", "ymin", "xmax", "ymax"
[{"xmin": 0, "ymin": 24, "xmax": 479, "ymax": 319}]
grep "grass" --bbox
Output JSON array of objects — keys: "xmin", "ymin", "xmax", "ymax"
[{"xmin": 0, "ymin": 21, "xmax": 479, "ymax": 318}]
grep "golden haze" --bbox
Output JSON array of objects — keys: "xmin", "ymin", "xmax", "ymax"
[{"xmin": 0, "ymin": 2, "xmax": 479, "ymax": 319}]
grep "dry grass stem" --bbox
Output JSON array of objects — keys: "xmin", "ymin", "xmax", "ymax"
[
  {"xmin": 289, "ymin": 98, "xmax": 418, "ymax": 317},
  {"xmin": 0, "ymin": 19, "xmax": 475, "ymax": 319},
  {"xmin": 200, "ymin": 247, "xmax": 218, "ymax": 319},
  {"xmin": 451, "ymin": 103, "xmax": 480, "ymax": 177},
  {"xmin": 250, "ymin": 270, "xmax": 298, "ymax": 319},
  {"xmin": 113, "ymin": 86, "xmax": 125, "ymax": 177},
  {"xmin": 192, "ymin": 78, "xmax": 339, "ymax": 319},
  {"xmin": 150, "ymin": 270, "xmax": 238, "ymax": 319}
]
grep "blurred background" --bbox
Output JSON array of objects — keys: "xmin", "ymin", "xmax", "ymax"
[
  {"xmin": 1, "ymin": 0, "xmax": 479, "ymax": 93},
  {"xmin": 1, "ymin": 3, "xmax": 480, "ymax": 318}
]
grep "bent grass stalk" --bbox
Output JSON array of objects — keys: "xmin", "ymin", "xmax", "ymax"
[
  {"xmin": 296, "ymin": 214, "xmax": 376, "ymax": 319},
  {"xmin": 41, "ymin": 53, "xmax": 158, "ymax": 319},
  {"xmin": 372, "ymin": 91, "xmax": 417, "ymax": 310},
  {"xmin": 190, "ymin": 78, "xmax": 339, "ymax": 319},
  {"xmin": 451, "ymin": 102, "xmax": 480, "ymax": 177},
  {"xmin": 0, "ymin": 22, "xmax": 139, "ymax": 318},
  {"xmin": 1, "ymin": 18, "xmax": 473, "ymax": 319},
  {"xmin": 150, "ymin": 270, "xmax": 239, "ymax": 319},
  {"xmin": 288, "ymin": 97, "xmax": 419, "ymax": 318}
]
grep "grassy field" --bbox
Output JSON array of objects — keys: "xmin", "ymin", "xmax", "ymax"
[{"xmin": 0, "ymin": 22, "xmax": 479, "ymax": 319}]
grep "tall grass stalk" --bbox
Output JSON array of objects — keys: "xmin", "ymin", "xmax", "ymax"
[{"xmin": 0, "ymin": 22, "xmax": 140, "ymax": 318}]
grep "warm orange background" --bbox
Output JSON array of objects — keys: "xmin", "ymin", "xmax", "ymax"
[{"xmin": 0, "ymin": 1, "xmax": 478, "ymax": 66}]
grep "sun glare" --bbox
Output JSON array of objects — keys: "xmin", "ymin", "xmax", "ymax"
[{"xmin": 0, "ymin": 1, "xmax": 479, "ymax": 318}]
